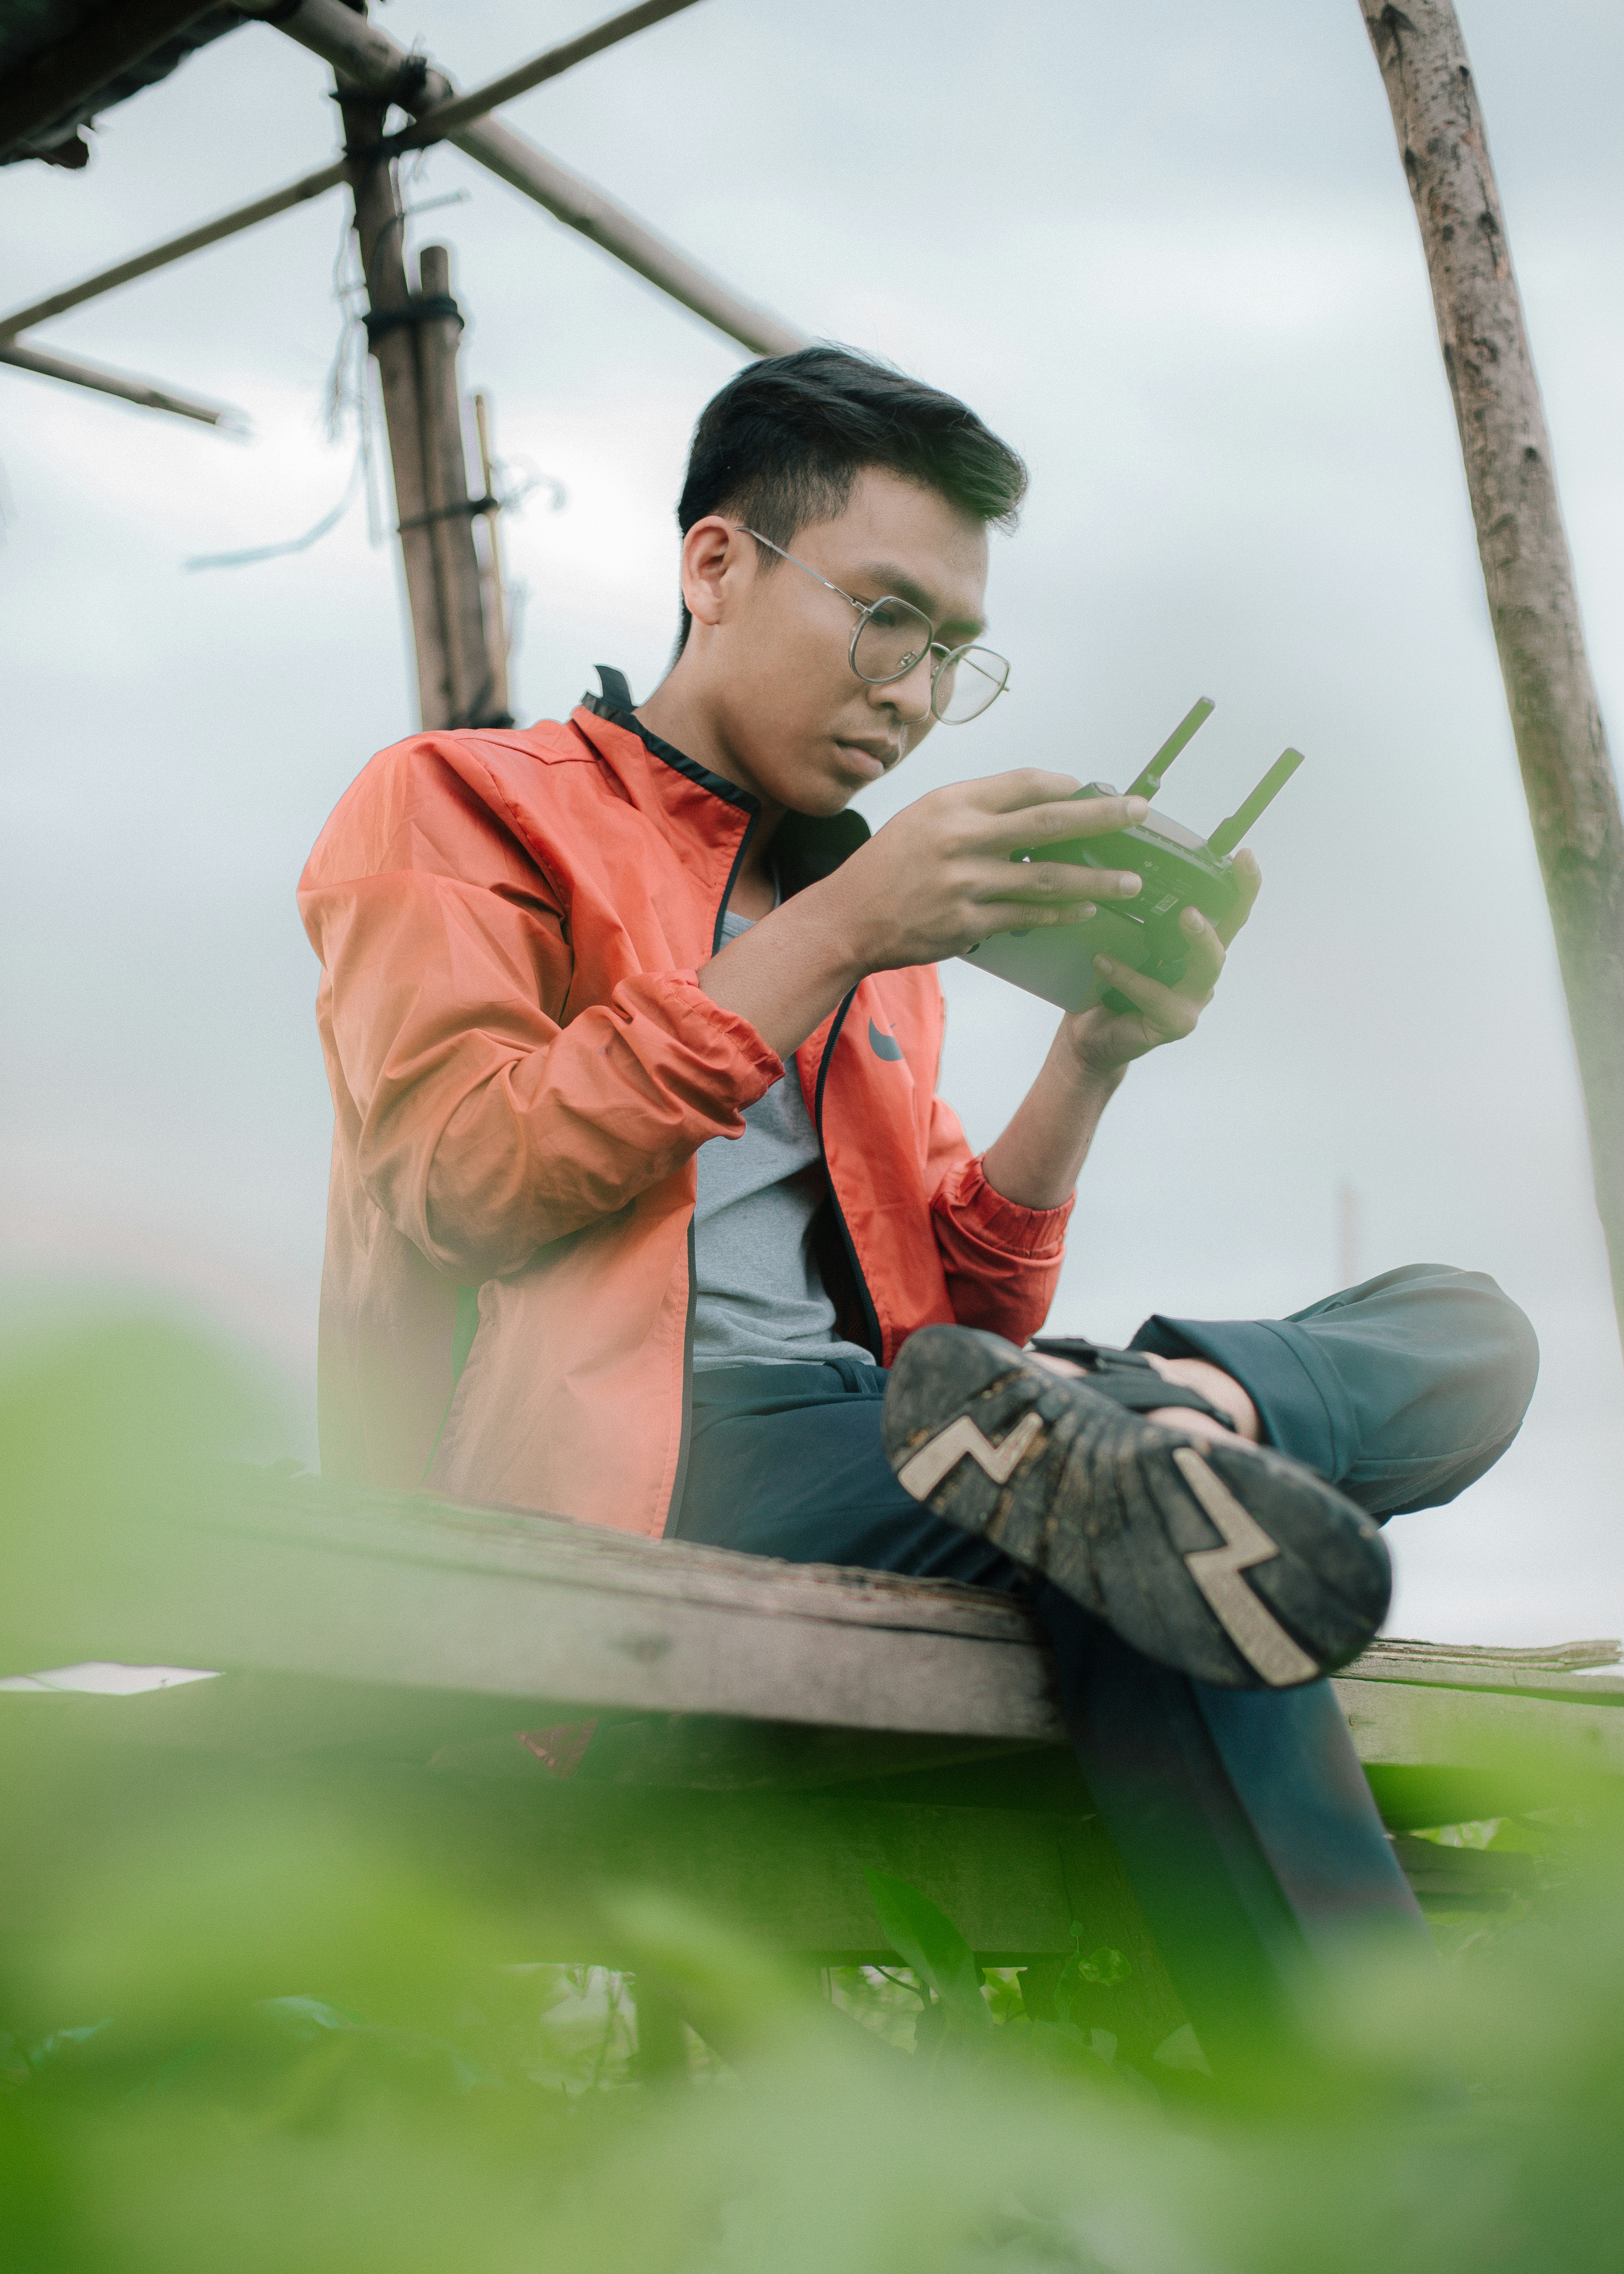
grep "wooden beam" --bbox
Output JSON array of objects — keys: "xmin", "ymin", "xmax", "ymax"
[
  {"xmin": 260, "ymin": 0, "xmax": 805, "ymax": 359},
  {"xmin": 1360, "ymin": 0, "xmax": 1624, "ymax": 1350},
  {"xmin": 0, "ymin": 161, "xmax": 349, "ymax": 344},
  {"xmin": 14, "ymin": 1469, "xmax": 1621, "ymax": 1836},
  {"xmin": 0, "ymin": 338, "xmax": 241, "ymax": 428},
  {"xmin": 0, "ymin": 0, "xmax": 221, "ymax": 160}
]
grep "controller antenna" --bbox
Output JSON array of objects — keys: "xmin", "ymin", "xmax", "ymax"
[
  {"xmin": 1126, "ymin": 697, "xmax": 1215, "ymax": 802},
  {"xmin": 1208, "ymin": 746, "xmax": 1307, "ymax": 859}
]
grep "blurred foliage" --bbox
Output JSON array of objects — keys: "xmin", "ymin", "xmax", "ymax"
[{"xmin": 2, "ymin": 1311, "xmax": 1623, "ymax": 2271}]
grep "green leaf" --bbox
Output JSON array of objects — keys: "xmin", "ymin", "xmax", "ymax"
[
  {"xmin": 865, "ymin": 1872, "xmax": 990, "ymax": 2031},
  {"xmin": 1079, "ymin": 1947, "xmax": 1130, "ymax": 1985}
]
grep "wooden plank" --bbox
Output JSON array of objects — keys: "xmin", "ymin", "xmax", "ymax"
[
  {"xmin": 1334, "ymin": 1677, "xmax": 1624, "ymax": 1777},
  {"xmin": 1349, "ymin": 1635, "xmax": 1624, "ymax": 1700},
  {"xmin": 13, "ymin": 1476, "xmax": 1623, "ymax": 1827}
]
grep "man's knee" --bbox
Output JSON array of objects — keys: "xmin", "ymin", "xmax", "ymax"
[
  {"xmin": 1432, "ymin": 1266, "xmax": 1540, "ymax": 1441},
  {"xmin": 1327, "ymin": 1261, "xmax": 1539, "ymax": 1440}
]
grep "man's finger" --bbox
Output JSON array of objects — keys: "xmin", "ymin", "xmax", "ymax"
[
  {"xmin": 979, "ymin": 793, "xmax": 1149, "ymax": 851},
  {"xmin": 965, "ymin": 768, "xmax": 1088, "ymax": 814},
  {"xmin": 1215, "ymin": 849, "xmax": 1262, "ymax": 947},
  {"xmin": 1090, "ymin": 954, "xmax": 1199, "ymax": 1038},
  {"xmin": 1171, "ymin": 906, "xmax": 1226, "ymax": 997},
  {"xmin": 973, "ymin": 859, "xmax": 1142, "ymax": 906}
]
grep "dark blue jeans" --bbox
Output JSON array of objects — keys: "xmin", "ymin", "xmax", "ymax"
[{"xmin": 672, "ymin": 1265, "xmax": 1539, "ymax": 2069}]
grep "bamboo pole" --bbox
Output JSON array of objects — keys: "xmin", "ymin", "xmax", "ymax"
[
  {"xmin": 373, "ymin": 0, "xmax": 705, "ymax": 158},
  {"xmin": 414, "ymin": 244, "xmax": 504, "ymax": 728},
  {"xmin": 338, "ymin": 90, "xmax": 451, "ymax": 730},
  {"xmin": 472, "ymin": 392, "xmax": 511, "ymax": 723},
  {"xmin": 0, "ymin": 162, "xmax": 349, "ymax": 342},
  {"xmin": 0, "ymin": 338, "xmax": 240, "ymax": 428},
  {"xmin": 1360, "ymin": 0, "xmax": 1624, "ymax": 1349}
]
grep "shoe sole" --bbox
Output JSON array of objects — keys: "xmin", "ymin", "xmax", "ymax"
[{"xmin": 882, "ymin": 1327, "xmax": 1391, "ymax": 1690}]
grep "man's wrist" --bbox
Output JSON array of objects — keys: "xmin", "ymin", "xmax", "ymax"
[
  {"xmin": 695, "ymin": 879, "xmax": 871, "ymax": 1061},
  {"xmin": 770, "ymin": 874, "xmax": 872, "ymax": 998},
  {"xmin": 1055, "ymin": 1023, "xmax": 1130, "ymax": 1108}
]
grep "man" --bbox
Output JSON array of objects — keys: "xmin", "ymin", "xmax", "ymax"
[{"xmin": 302, "ymin": 347, "xmax": 1537, "ymax": 2067}]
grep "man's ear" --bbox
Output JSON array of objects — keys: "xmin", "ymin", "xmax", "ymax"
[{"xmin": 679, "ymin": 515, "xmax": 744, "ymax": 630}]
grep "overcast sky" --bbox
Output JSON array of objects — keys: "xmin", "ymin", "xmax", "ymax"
[{"xmin": 3, "ymin": 0, "xmax": 1621, "ymax": 1648}]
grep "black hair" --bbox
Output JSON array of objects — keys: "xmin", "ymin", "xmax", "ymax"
[{"xmin": 672, "ymin": 345, "xmax": 1027, "ymax": 647}]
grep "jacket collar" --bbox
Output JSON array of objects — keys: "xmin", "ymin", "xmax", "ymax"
[{"xmin": 575, "ymin": 669, "xmax": 871, "ymax": 893}]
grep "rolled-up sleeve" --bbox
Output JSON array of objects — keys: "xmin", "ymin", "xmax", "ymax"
[
  {"xmin": 302, "ymin": 790, "xmax": 781, "ymax": 1282},
  {"xmin": 925, "ymin": 1100, "xmax": 1072, "ymax": 1346}
]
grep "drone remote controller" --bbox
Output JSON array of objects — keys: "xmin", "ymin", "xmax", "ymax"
[{"xmin": 961, "ymin": 699, "xmax": 1305, "ymax": 1015}]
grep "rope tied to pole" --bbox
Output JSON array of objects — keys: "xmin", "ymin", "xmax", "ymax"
[
  {"xmin": 396, "ymin": 493, "xmax": 499, "ymax": 533},
  {"xmin": 362, "ymin": 291, "xmax": 462, "ymax": 347}
]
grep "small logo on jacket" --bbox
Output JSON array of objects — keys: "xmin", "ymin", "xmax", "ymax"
[{"xmin": 868, "ymin": 1019, "xmax": 903, "ymax": 1061}]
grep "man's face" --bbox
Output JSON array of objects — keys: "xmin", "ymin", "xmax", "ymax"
[{"xmin": 687, "ymin": 466, "xmax": 991, "ymax": 816}]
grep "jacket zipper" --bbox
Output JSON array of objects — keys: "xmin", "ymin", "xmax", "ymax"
[
  {"xmin": 665, "ymin": 809, "xmax": 760, "ymax": 1536},
  {"xmin": 813, "ymin": 988, "xmax": 885, "ymax": 1360}
]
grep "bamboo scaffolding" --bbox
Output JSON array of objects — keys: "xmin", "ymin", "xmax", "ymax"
[
  {"xmin": 264, "ymin": 0, "xmax": 805, "ymax": 358},
  {"xmin": 2, "ymin": 0, "xmax": 798, "ymax": 402},
  {"xmin": 339, "ymin": 89, "xmax": 452, "ymax": 729},
  {"xmin": 1361, "ymin": 0, "xmax": 1624, "ymax": 1350}
]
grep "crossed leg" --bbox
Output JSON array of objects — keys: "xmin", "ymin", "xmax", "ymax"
[{"xmin": 672, "ymin": 1265, "xmax": 1539, "ymax": 2074}]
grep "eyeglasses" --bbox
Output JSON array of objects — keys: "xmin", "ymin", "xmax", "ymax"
[{"xmin": 735, "ymin": 526, "xmax": 1011, "ymax": 725}]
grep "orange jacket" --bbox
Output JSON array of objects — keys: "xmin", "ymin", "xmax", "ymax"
[{"xmin": 298, "ymin": 688, "xmax": 1073, "ymax": 1537}]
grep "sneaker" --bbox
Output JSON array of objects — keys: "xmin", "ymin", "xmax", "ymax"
[{"xmin": 881, "ymin": 1326, "xmax": 1390, "ymax": 1690}]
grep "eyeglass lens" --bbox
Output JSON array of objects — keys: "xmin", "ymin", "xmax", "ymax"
[
  {"xmin": 851, "ymin": 600, "xmax": 1007, "ymax": 723},
  {"xmin": 852, "ymin": 599, "xmax": 934, "ymax": 685},
  {"xmin": 933, "ymin": 646, "xmax": 1009, "ymax": 725}
]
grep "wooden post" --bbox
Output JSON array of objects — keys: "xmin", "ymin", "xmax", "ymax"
[
  {"xmin": 338, "ymin": 88, "xmax": 451, "ymax": 729},
  {"xmin": 1360, "ymin": 0, "xmax": 1624, "ymax": 1351},
  {"xmin": 415, "ymin": 243, "xmax": 505, "ymax": 728}
]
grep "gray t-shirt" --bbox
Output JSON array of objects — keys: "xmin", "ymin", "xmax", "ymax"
[{"xmin": 692, "ymin": 906, "xmax": 875, "ymax": 1371}]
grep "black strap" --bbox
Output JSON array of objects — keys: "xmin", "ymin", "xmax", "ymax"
[
  {"xmin": 593, "ymin": 664, "xmax": 634, "ymax": 712},
  {"xmin": 396, "ymin": 493, "xmax": 498, "ymax": 534},
  {"xmin": 1030, "ymin": 1336, "xmax": 1236, "ymax": 1430},
  {"xmin": 363, "ymin": 292, "xmax": 462, "ymax": 348}
]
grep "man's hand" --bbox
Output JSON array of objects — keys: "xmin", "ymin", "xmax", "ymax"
[
  {"xmin": 1063, "ymin": 847, "xmax": 1262, "ymax": 1078},
  {"xmin": 697, "ymin": 771, "xmax": 1150, "ymax": 1061},
  {"xmin": 823, "ymin": 770, "xmax": 1150, "ymax": 972},
  {"xmin": 980, "ymin": 849, "xmax": 1261, "ymax": 1209}
]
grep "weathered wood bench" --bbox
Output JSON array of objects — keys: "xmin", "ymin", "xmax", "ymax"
[{"xmin": 8, "ymin": 1472, "xmax": 1620, "ymax": 2042}]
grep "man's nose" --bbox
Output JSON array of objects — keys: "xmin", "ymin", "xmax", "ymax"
[{"xmin": 871, "ymin": 653, "xmax": 934, "ymax": 725}]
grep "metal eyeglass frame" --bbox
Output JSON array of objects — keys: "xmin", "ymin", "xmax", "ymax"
[{"xmin": 734, "ymin": 525, "xmax": 1010, "ymax": 723}]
